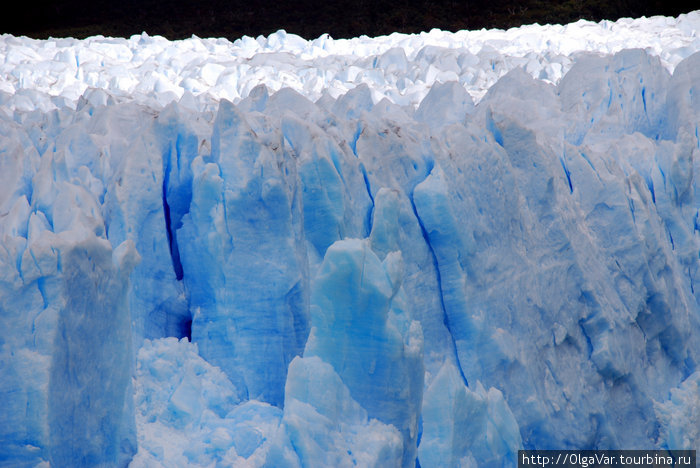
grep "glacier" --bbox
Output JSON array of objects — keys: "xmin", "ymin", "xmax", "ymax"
[{"xmin": 1, "ymin": 10, "xmax": 700, "ymax": 467}]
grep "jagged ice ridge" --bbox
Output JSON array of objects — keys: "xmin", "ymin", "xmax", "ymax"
[{"xmin": 1, "ymin": 11, "xmax": 700, "ymax": 467}]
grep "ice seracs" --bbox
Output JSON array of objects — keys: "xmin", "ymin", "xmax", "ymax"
[
  {"xmin": 1, "ymin": 10, "xmax": 700, "ymax": 468},
  {"xmin": 2, "ymin": 11, "xmax": 700, "ymax": 110}
]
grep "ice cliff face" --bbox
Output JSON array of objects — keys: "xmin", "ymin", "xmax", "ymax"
[{"xmin": 1, "ymin": 12, "xmax": 700, "ymax": 467}]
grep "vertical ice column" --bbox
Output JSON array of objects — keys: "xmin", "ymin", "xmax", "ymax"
[
  {"xmin": 304, "ymin": 238, "xmax": 424, "ymax": 467},
  {"xmin": 417, "ymin": 361, "xmax": 522, "ymax": 468},
  {"xmin": 278, "ymin": 355, "xmax": 404, "ymax": 467},
  {"xmin": 0, "ymin": 183, "xmax": 139, "ymax": 466},
  {"xmin": 412, "ymin": 164, "xmax": 475, "ymax": 381},
  {"xmin": 48, "ymin": 237, "xmax": 139, "ymax": 467},
  {"xmin": 179, "ymin": 101, "xmax": 309, "ymax": 407},
  {"xmin": 96, "ymin": 102, "xmax": 192, "ymax": 346}
]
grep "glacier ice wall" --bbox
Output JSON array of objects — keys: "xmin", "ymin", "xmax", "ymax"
[{"xmin": 1, "ymin": 12, "xmax": 700, "ymax": 467}]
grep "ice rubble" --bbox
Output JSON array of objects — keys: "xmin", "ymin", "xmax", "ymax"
[
  {"xmin": 2, "ymin": 11, "xmax": 700, "ymax": 109},
  {"xmin": 1, "ymin": 10, "xmax": 700, "ymax": 468}
]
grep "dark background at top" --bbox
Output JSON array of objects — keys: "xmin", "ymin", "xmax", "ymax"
[{"xmin": 2, "ymin": 0, "xmax": 696, "ymax": 41}]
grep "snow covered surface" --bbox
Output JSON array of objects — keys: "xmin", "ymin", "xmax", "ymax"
[
  {"xmin": 1, "ymin": 11, "xmax": 700, "ymax": 467},
  {"xmin": 2, "ymin": 11, "xmax": 700, "ymax": 109}
]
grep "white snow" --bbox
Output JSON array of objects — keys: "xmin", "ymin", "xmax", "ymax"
[{"xmin": 1, "ymin": 11, "xmax": 699, "ymax": 109}]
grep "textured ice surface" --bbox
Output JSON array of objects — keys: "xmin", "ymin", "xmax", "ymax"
[
  {"xmin": 1, "ymin": 11, "xmax": 700, "ymax": 468},
  {"xmin": 2, "ymin": 11, "xmax": 700, "ymax": 109},
  {"xmin": 130, "ymin": 337, "xmax": 281, "ymax": 467},
  {"xmin": 655, "ymin": 371, "xmax": 700, "ymax": 452}
]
